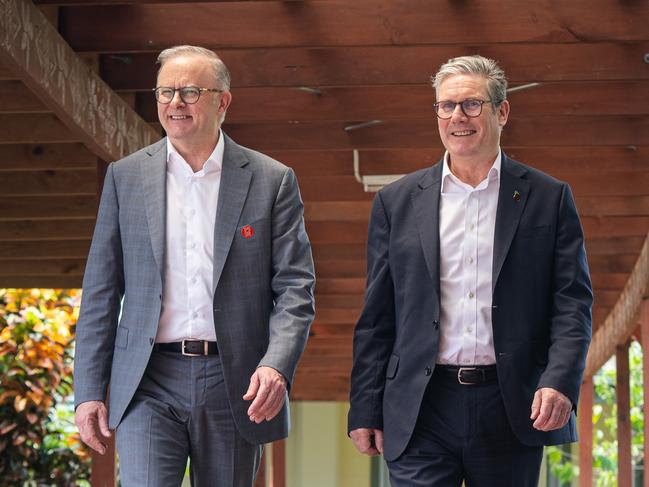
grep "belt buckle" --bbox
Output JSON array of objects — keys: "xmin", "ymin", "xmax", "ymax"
[
  {"xmin": 457, "ymin": 367, "xmax": 478, "ymax": 385},
  {"xmin": 182, "ymin": 339, "xmax": 207, "ymax": 357}
]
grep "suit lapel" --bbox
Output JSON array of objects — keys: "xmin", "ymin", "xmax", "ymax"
[
  {"xmin": 212, "ymin": 135, "xmax": 252, "ymax": 294},
  {"xmin": 492, "ymin": 155, "xmax": 530, "ymax": 291},
  {"xmin": 140, "ymin": 138, "xmax": 167, "ymax": 281},
  {"xmin": 411, "ymin": 162, "xmax": 443, "ymax": 300}
]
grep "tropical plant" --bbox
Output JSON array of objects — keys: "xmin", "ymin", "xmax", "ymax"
[{"xmin": 0, "ymin": 288, "xmax": 90, "ymax": 486}]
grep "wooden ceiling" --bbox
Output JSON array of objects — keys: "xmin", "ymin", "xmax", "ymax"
[{"xmin": 1, "ymin": 0, "xmax": 648, "ymax": 400}]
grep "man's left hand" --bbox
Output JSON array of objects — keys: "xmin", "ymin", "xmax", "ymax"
[
  {"xmin": 530, "ymin": 387, "xmax": 572, "ymax": 431},
  {"xmin": 243, "ymin": 366, "xmax": 288, "ymax": 423}
]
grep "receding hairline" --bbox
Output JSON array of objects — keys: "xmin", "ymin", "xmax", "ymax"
[{"xmin": 156, "ymin": 46, "xmax": 231, "ymax": 90}]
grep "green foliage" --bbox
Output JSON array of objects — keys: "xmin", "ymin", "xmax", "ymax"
[
  {"xmin": 0, "ymin": 289, "xmax": 90, "ymax": 487},
  {"xmin": 546, "ymin": 340, "xmax": 645, "ymax": 486}
]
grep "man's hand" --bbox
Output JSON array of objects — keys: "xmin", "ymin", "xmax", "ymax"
[
  {"xmin": 530, "ymin": 387, "xmax": 572, "ymax": 431},
  {"xmin": 350, "ymin": 428, "xmax": 384, "ymax": 456},
  {"xmin": 243, "ymin": 366, "xmax": 287, "ymax": 423},
  {"xmin": 75, "ymin": 400, "xmax": 112, "ymax": 454}
]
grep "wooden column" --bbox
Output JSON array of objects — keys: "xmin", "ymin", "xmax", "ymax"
[
  {"xmin": 270, "ymin": 440, "xmax": 286, "ymax": 487},
  {"xmin": 578, "ymin": 377, "xmax": 593, "ymax": 487},
  {"xmin": 617, "ymin": 341, "xmax": 632, "ymax": 487},
  {"xmin": 90, "ymin": 437, "xmax": 115, "ymax": 487},
  {"xmin": 254, "ymin": 448, "xmax": 266, "ymax": 487},
  {"xmin": 641, "ymin": 300, "xmax": 649, "ymax": 487}
]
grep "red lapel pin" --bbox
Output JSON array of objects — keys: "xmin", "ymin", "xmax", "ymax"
[{"xmin": 241, "ymin": 225, "xmax": 254, "ymax": 239}]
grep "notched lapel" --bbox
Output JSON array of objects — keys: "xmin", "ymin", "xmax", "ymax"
[
  {"xmin": 411, "ymin": 164, "xmax": 443, "ymax": 299},
  {"xmin": 212, "ymin": 139, "xmax": 252, "ymax": 294},
  {"xmin": 140, "ymin": 140, "xmax": 167, "ymax": 281},
  {"xmin": 492, "ymin": 157, "xmax": 530, "ymax": 291}
]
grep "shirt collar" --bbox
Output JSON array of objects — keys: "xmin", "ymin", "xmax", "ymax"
[
  {"xmin": 166, "ymin": 130, "xmax": 224, "ymax": 177},
  {"xmin": 441, "ymin": 148, "xmax": 502, "ymax": 193}
]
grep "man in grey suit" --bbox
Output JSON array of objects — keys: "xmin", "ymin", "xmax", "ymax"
[
  {"xmin": 74, "ymin": 45, "xmax": 315, "ymax": 486},
  {"xmin": 348, "ymin": 55, "xmax": 592, "ymax": 486}
]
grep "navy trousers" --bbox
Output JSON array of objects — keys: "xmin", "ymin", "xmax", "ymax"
[
  {"xmin": 387, "ymin": 368, "xmax": 543, "ymax": 487},
  {"xmin": 116, "ymin": 351, "xmax": 262, "ymax": 487}
]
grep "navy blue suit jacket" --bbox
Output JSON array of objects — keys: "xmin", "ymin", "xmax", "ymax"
[{"xmin": 348, "ymin": 154, "xmax": 593, "ymax": 461}]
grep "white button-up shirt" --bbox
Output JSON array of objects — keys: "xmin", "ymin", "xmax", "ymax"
[
  {"xmin": 156, "ymin": 132, "xmax": 224, "ymax": 343},
  {"xmin": 437, "ymin": 150, "xmax": 501, "ymax": 365}
]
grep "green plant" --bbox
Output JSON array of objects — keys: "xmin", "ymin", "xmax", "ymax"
[{"xmin": 0, "ymin": 289, "xmax": 90, "ymax": 486}]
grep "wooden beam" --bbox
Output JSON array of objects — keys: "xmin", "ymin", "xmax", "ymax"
[
  {"xmin": 0, "ymin": 80, "xmax": 47, "ymax": 112},
  {"xmin": 616, "ymin": 341, "xmax": 633, "ymax": 487},
  {"xmin": 0, "ymin": 219, "xmax": 95, "ymax": 241},
  {"xmin": 0, "ymin": 196, "xmax": 97, "ymax": 220},
  {"xmin": 132, "ymin": 81, "xmax": 649, "ymax": 124},
  {"xmin": 0, "ymin": 0, "xmax": 158, "ymax": 162},
  {"xmin": 254, "ymin": 450, "xmax": 266, "ymax": 487},
  {"xmin": 100, "ymin": 42, "xmax": 649, "ymax": 91},
  {"xmin": 219, "ymin": 116, "xmax": 649, "ymax": 151},
  {"xmin": 59, "ymin": 1, "xmax": 649, "ymax": 52},
  {"xmin": 0, "ymin": 240, "xmax": 91, "ymax": 258},
  {"xmin": 0, "ymin": 258, "xmax": 85, "ymax": 276},
  {"xmin": 0, "ymin": 169, "xmax": 96, "ymax": 195},
  {"xmin": 0, "ymin": 113, "xmax": 77, "ymax": 144},
  {"xmin": 272, "ymin": 146, "xmax": 649, "ymax": 178},
  {"xmin": 0, "ymin": 143, "xmax": 97, "ymax": 170},
  {"xmin": 0, "ymin": 275, "xmax": 82, "ymax": 288}
]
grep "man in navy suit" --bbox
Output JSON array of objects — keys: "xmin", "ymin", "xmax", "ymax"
[{"xmin": 348, "ymin": 55, "xmax": 592, "ymax": 486}]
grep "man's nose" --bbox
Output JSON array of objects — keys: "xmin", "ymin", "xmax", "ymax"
[
  {"xmin": 450, "ymin": 103, "xmax": 467, "ymax": 122},
  {"xmin": 170, "ymin": 90, "xmax": 185, "ymax": 107}
]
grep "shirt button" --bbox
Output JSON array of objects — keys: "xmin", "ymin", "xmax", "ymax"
[
  {"xmin": 469, "ymin": 224, "xmax": 475, "ymax": 231},
  {"xmin": 433, "ymin": 320, "xmax": 439, "ymax": 329},
  {"xmin": 191, "ymin": 277, "xmax": 197, "ymax": 284},
  {"xmin": 466, "ymin": 327, "xmax": 473, "ymax": 333},
  {"xmin": 468, "ymin": 292, "xmax": 475, "ymax": 299},
  {"xmin": 425, "ymin": 367, "xmax": 432, "ymax": 376},
  {"xmin": 192, "ymin": 312, "xmax": 198, "ymax": 319},
  {"xmin": 468, "ymin": 257, "xmax": 474, "ymax": 264}
]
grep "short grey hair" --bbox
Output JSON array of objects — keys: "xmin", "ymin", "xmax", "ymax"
[
  {"xmin": 431, "ymin": 55, "xmax": 507, "ymax": 106},
  {"xmin": 156, "ymin": 45, "xmax": 231, "ymax": 91}
]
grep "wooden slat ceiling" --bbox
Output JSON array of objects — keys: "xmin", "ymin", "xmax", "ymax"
[{"xmin": 1, "ymin": 0, "xmax": 648, "ymax": 400}]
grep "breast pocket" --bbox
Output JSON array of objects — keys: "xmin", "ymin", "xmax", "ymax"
[
  {"xmin": 115, "ymin": 326, "xmax": 129, "ymax": 349},
  {"xmin": 386, "ymin": 354, "xmax": 400, "ymax": 380}
]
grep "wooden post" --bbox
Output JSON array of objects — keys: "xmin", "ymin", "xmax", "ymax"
[
  {"xmin": 578, "ymin": 377, "xmax": 593, "ymax": 487},
  {"xmin": 254, "ymin": 448, "xmax": 266, "ymax": 487},
  {"xmin": 270, "ymin": 440, "xmax": 286, "ymax": 487},
  {"xmin": 641, "ymin": 300, "xmax": 649, "ymax": 487},
  {"xmin": 90, "ymin": 437, "xmax": 116, "ymax": 487},
  {"xmin": 617, "ymin": 341, "xmax": 632, "ymax": 487}
]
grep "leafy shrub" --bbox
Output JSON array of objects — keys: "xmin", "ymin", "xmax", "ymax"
[{"xmin": 0, "ymin": 289, "xmax": 90, "ymax": 486}]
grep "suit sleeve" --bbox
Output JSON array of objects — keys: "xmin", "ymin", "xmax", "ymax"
[
  {"xmin": 73, "ymin": 163, "xmax": 125, "ymax": 408},
  {"xmin": 257, "ymin": 168, "xmax": 315, "ymax": 390},
  {"xmin": 348, "ymin": 192, "xmax": 396, "ymax": 433},
  {"xmin": 537, "ymin": 183, "xmax": 593, "ymax": 406}
]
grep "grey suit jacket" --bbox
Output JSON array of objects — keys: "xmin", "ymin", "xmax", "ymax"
[
  {"xmin": 74, "ymin": 134, "xmax": 315, "ymax": 444},
  {"xmin": 348, "ymin": 154, "xmax": 593, "ymax": 461}
]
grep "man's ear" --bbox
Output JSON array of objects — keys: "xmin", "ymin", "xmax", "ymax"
[
  {"xmin": 498, "ymin": 99, "xmax": 510, "ymax": 127},
  {"xmin": 218, "ymin": 91, "xmax": 233, "ymax": 115}
]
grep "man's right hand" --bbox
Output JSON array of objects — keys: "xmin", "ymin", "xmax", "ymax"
[
  {"xmin": 350, "ymin": 428, "xmax": 384, "ymax": 456},
  {"xmin": 75, "ymin": 401, "xmax": 112, "ymax": 454}
]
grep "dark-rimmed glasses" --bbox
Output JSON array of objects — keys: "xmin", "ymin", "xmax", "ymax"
[
  {"xmin": 153, "ymin": 86, "xmax": 223, "ymax": 105},
  {"xmin": 433, "ymin": 99, "xmax": 496, "ymax": 119}
]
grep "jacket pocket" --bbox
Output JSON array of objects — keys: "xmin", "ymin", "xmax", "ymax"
[{"xmin": 386, "ymin": 353, "xmax": 399, "ymax": 379}]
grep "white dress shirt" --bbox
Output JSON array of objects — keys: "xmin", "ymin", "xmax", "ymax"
[
  {"xmin": 156, "ymin": 132, "xmax": 224, "ymax": 343},
  {"xmin": 437, "ymin": 150, "xmax": 501, "ymax": 365}
]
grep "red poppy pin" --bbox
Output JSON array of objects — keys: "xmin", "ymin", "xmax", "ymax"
[{"xmin": 241, "ymin": 225, "xmax": 254, "ymax": 239}]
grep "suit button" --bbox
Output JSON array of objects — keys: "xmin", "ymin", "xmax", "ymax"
[
  {"xmin": 433, "ymin": 320, "xmax": 439, "ymax": 329},
  {"xmin": 425, "ymin": 367, "xmax": 432, "ymax": 376}
]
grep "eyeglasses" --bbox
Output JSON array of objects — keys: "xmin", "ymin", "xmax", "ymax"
[
  {"xmin": 153, "ymin": 86, "xmax": 223, "ymax": 105},
  {"xmin": 433, "ymin": 99, "xmax": 496, "ymax": 119}
]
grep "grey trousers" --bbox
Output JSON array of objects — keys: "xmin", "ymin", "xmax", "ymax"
[{"xmin": 116, "ymin": 351, "xmax": 262, "ymax": 487}]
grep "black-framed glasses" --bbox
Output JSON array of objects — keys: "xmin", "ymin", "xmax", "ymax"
[
  {"xmin": 433, "ymin": 99, "xmax": 496, "ymax": 119},
  {"xmin": 153, "ymin": 86, "xmax": 223, "ymax": 105}
]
